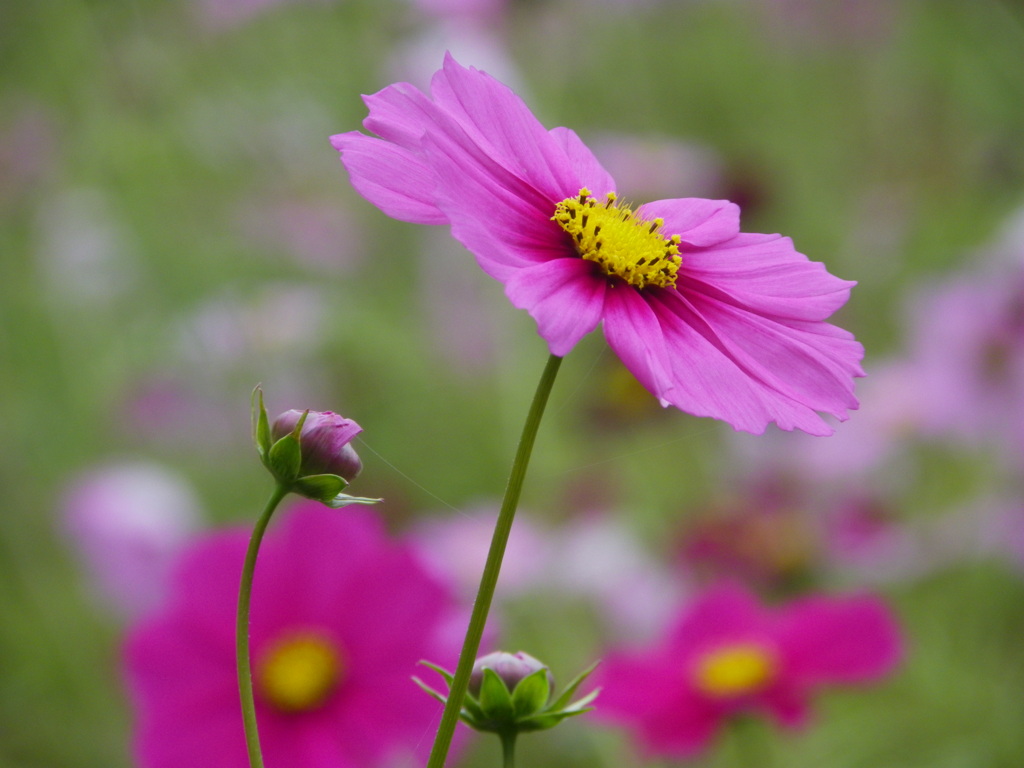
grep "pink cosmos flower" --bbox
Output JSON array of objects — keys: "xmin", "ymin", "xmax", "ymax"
[
  {"xmin": 596, "ymin": 584, "xmax": 902, "ymax": 758},
  {"xmin": 124, "ymin": 503, "xmax": 466, "ymax": 768},
  {"xmin": 332, "ymin": 55, "xmax": 863, "ymax": 435}
]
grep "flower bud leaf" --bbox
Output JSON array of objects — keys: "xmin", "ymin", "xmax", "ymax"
[
  {"xmin": 322, "ymin": 492, "xmax": 382, "ymax": 508},
  {"xmin": 478, "ymin": 667, "xmax": 515, "ymax": 722},
  {"xmin": 511, "ymin": 667, "xmax": 551, "ymax": 718},
  {"xmin": 267, "ymin": 434, "xmax": 302, "ymax": 483},
  {"xmin": 293, "ymin": 474, "xmax": 348, "ymax": 502},
  {"xmin": 251, "ymin": 386, "xmax": 272, "ymax": 459},
  {"xmin": 517, "ymin": 704, "xmax": 597, "ymax": 731},
  {"xmin": 419, "ymin": 660, "xmax": 455, "ymax": 686},
  {"xmin": 411, "ymin": 676, "xmax": 450, "ymax": 706},
  {"xmin": 549, "ymin": 659, "xmax": 600, "ymax": 711}
]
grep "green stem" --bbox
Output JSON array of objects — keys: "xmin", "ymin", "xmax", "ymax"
[
  {"xmin": 236, "ymin": 482, "xmax": 290, "ymax": 768},
  {"xmin": 500, "ymin": 731, "xmax": 517, "ymax": 768},
  {"xmin": 426, "ymin": 352, "xmax": 564, "ymax": 768}
]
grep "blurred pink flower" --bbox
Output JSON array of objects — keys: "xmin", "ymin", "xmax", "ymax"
[
  {"xmin": 408, "ymin": 505, "xmax": 550, "ymax": 599},
  {"xmin": 334, "ymin": 54, "xmax": 863, "ymax": 435},
  {"xmin": 905, "ymin": 267, "xmax": 1024, "ymax": 457},
  {"xmin": 588, "ymin": 134, "xmax": 724, "ymax": 203},
  {"xmin": 728, "ymin": 360, "xmax": 923, "ymax": 484},
  {"xmin": 125, "ymin": 503, "xmax": 466, "ymax": 768},
  {"xmin": 544, "ymin": 514, "xmax": 683, "ymax": 641},
  {"xmin": 63, "ymin": 463, "xmax": 202, "ymax": 619},
  {"xmin": 596, "ymin": 584, "xmax": 902, "ymax": 758}
]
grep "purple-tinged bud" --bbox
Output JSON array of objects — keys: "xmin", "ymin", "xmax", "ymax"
[
  {"xmin": 469, "ymin": 651, "xmax": 553, "ymax": 699},
  {"xmin": 271, "ymin": 409, "xmax": 363, "ymax": 482}
]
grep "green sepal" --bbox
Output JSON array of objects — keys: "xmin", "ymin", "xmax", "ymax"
[
  {"xmin": 293, "ymin": 473, "xmax": 347, "ymax": 502},
  {"xmin": 322, "ymin": 492, "xmax": 382, "ymax": 508},
  {"xmin": 549, "ymin": 660, "xmax": 600, "ymax": 711},
  {"xmin": 412, "ymin": 676, "xmax": 450, "ymax": 706},
  {"xmin": 419, "ymin": 660, "xmax": 455, "ymax": 686},
  {"xmin": 267, "ymin": 434, "xmax": 302, "ymax": 482},
  {"xmin": 251, "ymin": 386, "xmax": 271, "ymax": 459},
  {"xmin": 511, "ymin": 667, "xmax": 551, "ymax": 718},
  {"xmin": 478, "ymin": 668, "xmax": 515, "ymax": 722}
]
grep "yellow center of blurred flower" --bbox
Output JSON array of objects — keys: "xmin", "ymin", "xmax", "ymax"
[
  {"xmin": 257, "ymin": 631, "xmax": 343, "ymax": 712},
  {"xmin": 553, "ymin": 188, "xmax": 682, "ymax": 289},
  {"xmin": 694, "ymin": 643, "xmax": 776, "ymax": 697}
]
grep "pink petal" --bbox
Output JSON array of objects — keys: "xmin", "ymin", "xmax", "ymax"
[
  {"xmin": 680, "ymin": 290, "xmax": 863, "ymax": 415},
  {"xmin": 504, "ymin": 258, "xmax": 607, "ymax": 356},
  {"xmin": 684, "ymin": 233, "xmax": 856, "ymax": 321},
  {"xmin": 778, "ymin": 594, "xmax": 903, "ymax": 686},
  {"xmin": 331, "ymin": 132, "xmax": 447, "ymax": 225},
  {"xmin": 548, "ymin": 126, "xmax": 616, "ymax": 195},
  {"xmin": 601, "ymin": 286, "xmax": 678, "ymax": 405},
  {"xmin": 429, "ymin": 53, "xmax": 583, "ymax": 201},
  {"xmin": 637, "ymin": 198, "xmax": 740, "ymax": 248},
  {"xmin": 361, "ymin": 80, "xmax": 438, "ymax": 148},
  {"xmin": 643, "ymin": 288, "xmax": 861, "ymax": 435}
]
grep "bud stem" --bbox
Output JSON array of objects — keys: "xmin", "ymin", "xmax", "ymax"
[
  {"xmin": 500, "ymin": 731, "xmax": 517, "ymax": 768},
  {"xmin": 426, "ymin": 353, "xmax": 564, "ymax": 768},
  {"xmin": 236, "ymin": 482, "xmax": 290, "ymax": 768}
]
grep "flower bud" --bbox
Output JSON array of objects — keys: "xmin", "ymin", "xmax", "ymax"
[
  {"xmin": 271, "ymin": 409, "xmax": 363, "ymax": 482},
  {"xmin": 469, "ymin": 651, "xmax": 553, "ymax": 700}
]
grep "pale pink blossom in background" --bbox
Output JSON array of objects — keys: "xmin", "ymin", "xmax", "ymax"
[
  {"xmin": 234, "ymin": 196, "xmax": 366, "ymax": 273},
  {"xmin": 543, "ymin": 513, "xmax": 684, "ymax": 641},
  {"xmin": 904, "ymin": 267, "xmax": 1024, "ymax": 457},
  {"xmin": 588, "ymin": 134, "xmax": 724, "ymax": 203},
  {"xmin": 33, "ymin": 188, "xmax": 138, "ymax": 307},
  {"xmin": 408, "ymin": 504, "xmax": 551, "ymax": 599},
  {"xmin": 63, "ymin": 463, "xmax": 202, "ymax": 618},
  {"xmin": 728, "ymin": 360, "xmax": 923, "ymax": 484},
  {"xmin": 390, "ymin": 20, "xmax": 524, "ymax": 92},
  {"xmin": 417, "ymin": 228, "xmax": 505, "ymax": 375}
]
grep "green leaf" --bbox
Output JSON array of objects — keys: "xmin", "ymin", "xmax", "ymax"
[
  {"xmin": 267, "ymin": 434, "xmax": 302, "ymax": 482},
  {"xmin": 511, "ymin": 668, "xmax": 551, "ymax": 718},
  {"xmin": 550, "ymin": 660, "xmax": 600, "ymax": 711},
  {"xmin": 478, "ymin": 667, "xmax": 515, "ymax": 723},
  {"xmin": 252, "ymin": 386, "xmax": 271, "ymax": 459},
  {"xmin": 293, "ymin": 474, "xmax": 347, "ymax": 502}
]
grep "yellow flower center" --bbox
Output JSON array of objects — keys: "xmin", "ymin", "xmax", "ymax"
[
  {"xmin": 694, "ymin": 643, "xmax": 776, "ymax": 698},
  {"xmin": 553, "ymin": 188, "xmax": 682, "ymax": 289},
  {"xmin": 257, "ymin": 631, "xmax": 343, "ymax": 712}
]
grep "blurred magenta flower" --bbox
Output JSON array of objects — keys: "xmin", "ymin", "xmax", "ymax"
[
  {"xmin": 333, "ymin": 54, "xmax": 863, "ymax": 435},
  {"xmin": 596, "ymin": 584, "xmax": 902, "ymax": 758},
  {"xmin": 125, "ymin": 503, "xmax": 466, "ymax": 768},
  {"xmin": 63, "ymin": 462, "xmax": 202, "ymax": 619}
]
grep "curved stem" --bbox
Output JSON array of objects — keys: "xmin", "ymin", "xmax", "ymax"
[
  {"xmin": 500, "ymin": 731, "xmax": 517, "ymax": 768},
  {"xmin": 426, "ymin": 353, "xmax": 564, "ymax": 768},
  {"xmin": 236, "ymin": 482, "xmax": 290, "ymax": 768}
]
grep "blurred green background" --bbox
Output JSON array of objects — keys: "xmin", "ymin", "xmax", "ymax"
[{"xmin": 2, "ymin": 0, "xmax": 1024, "ymax": 766}]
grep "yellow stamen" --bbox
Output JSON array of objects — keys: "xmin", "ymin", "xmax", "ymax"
[
  {"xmin": 552, "ymin": 187, "xmax": 682, "ymax": 289},
  {"xmin": 694, "ymin": 643, "xmax": 776, "ymax": 698},
  {"xmin": 257, "ymin": 631, "xmax": 343, "ymax": 712}
]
